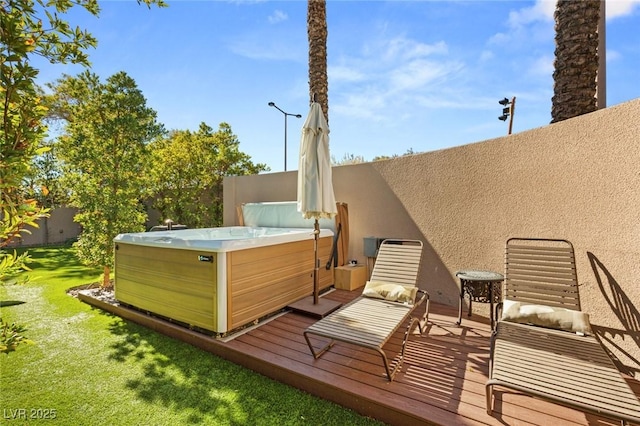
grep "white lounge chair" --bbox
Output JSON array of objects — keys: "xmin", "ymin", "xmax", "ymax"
[
  {"xmin": 486, "ymin": 238, "xmax": 640, "ymax": 425},
  {"xmin": 303, "ymin": 239, "xmax": 429, "ymax": 381}
]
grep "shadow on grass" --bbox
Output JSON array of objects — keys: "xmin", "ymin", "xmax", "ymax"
[
  {"xmin": 0, "ymin": 301, "xmax": 26, "ymax": 307},
  {"xmin": 105, "ymin": 318, "xmax": 333, "ymax": 425},
  {"xmin": 107, "ymin": 319, "xmax": 243, "ymax": 424}
]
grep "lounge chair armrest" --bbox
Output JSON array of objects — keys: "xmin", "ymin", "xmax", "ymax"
[{"xmin": 415, "ymin": 288, "xmax": 429, "ymax": 305}]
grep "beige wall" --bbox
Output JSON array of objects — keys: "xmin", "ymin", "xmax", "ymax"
[
  {"xmin": 8, "ymin": 207, "xmax": 81, "ymax": 247},
  {"xmin": 224, "ymin": 97, "xmax": 640, "ymax": 375}
]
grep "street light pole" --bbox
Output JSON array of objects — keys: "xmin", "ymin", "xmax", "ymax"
[{"xmin": 268, "ymin": 102, "xmax": 302, "ymax": 171}]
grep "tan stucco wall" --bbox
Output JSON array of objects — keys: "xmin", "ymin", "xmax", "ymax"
[
  {"xmin": 224, "ymin": 97, "xmax": 640, "ymax": 375},
  {"xmin": 9, "ymin": 207, "xmax": 81, "ymax": 247}
]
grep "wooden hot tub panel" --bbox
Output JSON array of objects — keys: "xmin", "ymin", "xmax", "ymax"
[
  {"xmin": 226, "ymin": 236, "xmax": 333, "ymax": 330},
  {"xmin": 115, "ymin": 243, "xmax": 218, "ymax": 331}
]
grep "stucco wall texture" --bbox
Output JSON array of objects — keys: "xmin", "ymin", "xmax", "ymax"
[
  {"xmin": 9, "ymin": 207, "xmax": 81, "ymax": 247},
  {"xmin": 224, "ymin": 97, "xmax": 640, "ymax": 375}
]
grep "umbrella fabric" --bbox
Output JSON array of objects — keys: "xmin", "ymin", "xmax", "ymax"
[{"xmin": 297, "ymin": 102, "xmax": 337, "ymax": 220}]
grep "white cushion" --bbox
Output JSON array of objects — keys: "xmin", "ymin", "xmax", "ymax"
[
  {"xmin": 362, "ymin": 281, "xmax": 417, "ymax": 304},
  {"xmin": 501, "ymin": 300, "xmax": 592, "ymax": 335}
]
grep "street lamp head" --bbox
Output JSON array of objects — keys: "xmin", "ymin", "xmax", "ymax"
[
  {"xmin": 498, "ymin": 114, "xmax": 509, "ymax": 121},
  {"xmin": 295, "ymin": 114, "xmax": 302, "ymax": 118},
  {"xmin": 498, "ymin": 97, "xmax": 510, "ymax": 106},
  {"xmin": 268, "ymin": 102, "xmax": 275, "ymax": 107}
]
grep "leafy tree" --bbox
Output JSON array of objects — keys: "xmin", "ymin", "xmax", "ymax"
[
  {"xmin": 331, "ymin": 153, "xmax": 365, "ymax": 166},
  {"xmin": 372, "ymin": 148, "xmax": 419, "ymax": 162},
  {"xmin": 49, "ymin": 71, "xmax": 164, "ymax": 287},
  {"xmin": 1, "ymin": 0, "xmax": 99, "ymax": 352},
  {"xmin": 0, "ymin": 321, "xmax": 31, "ymax": 354},
  {"xmin": 21, "ymin": 146, "xmax": 69, "ymax": 246},
  {"xmin": 1, "ymin": 0, "xmax": 165, "ymax": 353},
  {"xmin": 24, "ymin": 146, "xmax": 69, "ymax": 208},
  {"xmin": 149, "ymin": 122, "xmax": 269, "ymax": 228}
]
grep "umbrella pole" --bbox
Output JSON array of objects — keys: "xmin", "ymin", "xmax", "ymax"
[
  {"xmin": 313, "ymin": 219, "xmax": 320, "ymax": 304},
  {"xmin": 287, "ymin": 217, "xmax": 341, "ymax": 318}
]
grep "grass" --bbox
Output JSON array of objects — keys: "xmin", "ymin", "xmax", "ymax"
[{"xmin": 0, "ymin": 245, "xmax": 383, "ymax": 425}]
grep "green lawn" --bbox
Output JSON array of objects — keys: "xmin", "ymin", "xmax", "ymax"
[{"xmin": 0, "ymin": 245, "xmax": 382, "ymax": 425}]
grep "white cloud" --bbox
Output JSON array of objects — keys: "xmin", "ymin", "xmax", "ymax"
[
  {"xmin": 228, "ymin": 38, "xmax": 302, "ymax": 61},
  {"xmin": 507, "ymin": 0, "xmax": 555, "ymax": 29},
  {"xmin": 488, "ymin": 32, "xmax": 510, "ymax": 46},
  {"xmin": 490, "ymin": 0, "xmax": 555, "ymax": 48},
  {"xmin": 504, "ymin": 0, "xmax": 639, "ymax": 23},
  {"xmin": 606, "ymin": 0, "xmax": 640, "ymax": 19},
  {"xmin": 332, "ymin": 92, "xmax": 387, "ymax": 121},
  {"xmin": 606, "ymin": 49, "xmax": 622, "ymax": 62},
  {"xmin": 382, "ymin": 37, "xmax": 448, "ymax": 62},
  {"xmin": 329, "ymin": 65, "xmax": 366, "ymax": 83},
  {"xmin": 329, "ymin": 35, "xmax": 463, "ymax": 121},
  {"xmin": 413, "ymin": 93, "xmax": 485, "ymax": 110},
  {"xmin": 529, "ymin": 54, "xmax": 554, "ymax": 76},
  {"xmin": 479, "ymin": 50, "xmax": 495, "ymax": 62},
  {"xmin": 389, "ymin": 60, "xmax": 457, "ymax": 92},
  {"xmin": 268, "ymin": 10, "xmax": 288, "ymax": 24},
  {"xmin": 226, "ymin": 0, "xmax": 267, "ymax": 4}
]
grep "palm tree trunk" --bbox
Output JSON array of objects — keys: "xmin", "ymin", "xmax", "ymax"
[
  {"xmin": 307, "ymin": 0, "xmax": 329, "ymax": 121},
  {"xmin": 551, "ymin": 0, "xmax": 600, "ymax": 123}
]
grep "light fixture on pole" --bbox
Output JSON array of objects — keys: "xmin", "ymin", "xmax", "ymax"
[
  {"xmin": 498, "ymin": 96, "xmax": 516, "ymax": 135},
  {"xmin": 268, "ymin": 102, "xmax": 302, "ymax": 171}
]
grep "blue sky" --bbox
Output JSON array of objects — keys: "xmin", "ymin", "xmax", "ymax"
[{"xmin": 36, "ymin": 0, "xmax": 640, "ymax": 172}]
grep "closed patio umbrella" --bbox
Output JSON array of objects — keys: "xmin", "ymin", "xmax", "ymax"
[
  {"xmin": 297, "ymin": 102, "xmax": 337, "ymax": 221},
  {"xmin": 295, "ymin": 102, "xmax": 340, "ymax": 314}
]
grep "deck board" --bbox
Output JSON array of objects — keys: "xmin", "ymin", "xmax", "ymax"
[{"xmin": 79, "ymin": 288, "xmax": 638, "ymax": 426}]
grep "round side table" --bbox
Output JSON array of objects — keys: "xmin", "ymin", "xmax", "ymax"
[{"xmin": 455, "ymin": 269, "xmax": 504, "ymax": 330}]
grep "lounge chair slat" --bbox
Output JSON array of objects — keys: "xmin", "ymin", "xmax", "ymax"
[
  {"xmin": 505, "ymin": 269, "xmax": 577, "ymax": 280},
  {"xmin": 504, "ymin": 279, "xmax": 578, "ymax": 292},
  {"xmin": 503, "ymin": 289, "xmax": 580, "ymax": 302},
  {"xmin": 507, "ymin": 242, "xmax": 574, "ymax": 250}
]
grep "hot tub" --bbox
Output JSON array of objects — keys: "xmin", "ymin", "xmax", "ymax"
[{"xmin": 114, "ymin": 226, "xmax": 334, "ymax": 334}]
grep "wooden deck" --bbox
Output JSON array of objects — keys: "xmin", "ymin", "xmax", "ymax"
[{"xmin": 80, "ymin": 288, "xmax": 640, "ymax": 426}]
